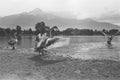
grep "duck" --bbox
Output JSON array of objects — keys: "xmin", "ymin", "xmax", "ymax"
[
  {"xmin": 35, "ymin": 32, "xmax": 60, "ymax": 55},
  {"xmin": 8, "ymin": 32, "xmax": 18, "ymax": 50}
]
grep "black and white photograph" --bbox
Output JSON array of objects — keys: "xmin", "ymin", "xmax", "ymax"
[{"xmin": 0, "ymin": 0, "xmax": 120, "ymax": 80}]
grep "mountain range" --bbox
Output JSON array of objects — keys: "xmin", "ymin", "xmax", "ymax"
[{"xmin": 0, "ymin": 8, "xmax": 120, "ymax": 30}]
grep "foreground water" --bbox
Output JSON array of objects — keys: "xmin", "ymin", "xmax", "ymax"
[{"xmin": 0, "ymin": 36, "xmax": 120, "ymax": 60}]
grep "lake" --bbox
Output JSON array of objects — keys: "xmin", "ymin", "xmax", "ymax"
[{"xmin": 0, "ymin": 36, "xmax": 120, "ymax": 60}]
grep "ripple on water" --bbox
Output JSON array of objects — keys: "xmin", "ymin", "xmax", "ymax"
[{"xmin": 62, "ymin": 42, "xmax": 120, "ymax": 61}]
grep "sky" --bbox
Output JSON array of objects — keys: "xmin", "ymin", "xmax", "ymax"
[{"xmin": 0, "ymin": 0, "xmax": 120, "ymax": 24}]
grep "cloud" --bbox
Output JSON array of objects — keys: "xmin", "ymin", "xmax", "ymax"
[
  {"xmin": 95, "ymin": 9, "xmax": 120, "ymax": 25},
  {"xmin": 0, "ymin": 0, "xmax": 120, "ymax": 22}
]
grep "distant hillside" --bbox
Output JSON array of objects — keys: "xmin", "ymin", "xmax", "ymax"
[{"xmin": 0, "ymin": 8, "xmax": 120, "ymax": 30}]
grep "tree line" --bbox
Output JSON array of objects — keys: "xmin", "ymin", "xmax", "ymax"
[
  {"xmin": 0, "ymin": 21, "xmax": 119, "ymax": 37},
  {"xmin": 61, "ymin": 28, "xmax": 119, "ymax": 36}
]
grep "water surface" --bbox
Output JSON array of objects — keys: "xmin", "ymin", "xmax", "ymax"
[{"xmin": 0, "ymin": 36, "xmax": 120, "ymax": 60}]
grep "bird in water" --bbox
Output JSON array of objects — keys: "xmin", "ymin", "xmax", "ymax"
[
  {"xmin": 102, "ymin": 31, "xmax": 119, "ymax": 47},
  {"xmin": 35, "ymin": 26, "xmax": 67, "ymax": 56},
  {"xmin": 107, "ymin": 35, "xmax": 113, "ymax": 45},
  {"xmin": 8, "ymin": 32, "xmax": 18, "ymax": 50},
  {"xmin": 35, "ymin": 32, "xmax": 60, "ymax": 56}
]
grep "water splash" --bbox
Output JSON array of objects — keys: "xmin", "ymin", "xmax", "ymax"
[
  {"xmin": 75, "ymin": 42, "xmax": 105, "ymax": 53},
  {"xmin": 47, "ymin": 37, "xmax": 70, "ymax": 50}
]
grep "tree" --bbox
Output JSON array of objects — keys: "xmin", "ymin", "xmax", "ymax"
[
  {"xmin": 109, "ymin": 29, "xmax": 119, "ymax": 35},
  {"xmin": 16, "ymin": 25, "xmax": 22, "ymax": 34},
  {"xmin": 35, "ymin": 22, "xmax": 46, "ymax": 35},
  {"xmin": 50, "ymin": 26, "xmax": 60, "ymax": 36},
  {"xmin": 0, "ymin": 28, "xmax": 5, "ymax": 36},
  {"xmin": 5, "ymin": 28, "xmax": 11, "ymax": 35},
  {"xmin": 16, "ymin": 25, "xmax": 22, "ymax": 40},
  {"xmin": 28, "ymin": 28, "xmax": 33, "ymax": 34},
  {"xmin": 62, "ymin": 28, "xmax": 74, "ymax": 35}
]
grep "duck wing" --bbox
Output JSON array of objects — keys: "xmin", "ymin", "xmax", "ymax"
[{"xmin": 45, "ymin": 37, "xmax": 59, "ymax": 48}]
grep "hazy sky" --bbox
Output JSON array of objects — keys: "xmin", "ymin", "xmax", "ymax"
[{"xmin": 0, "ymin": 0, "xmax": 120, "ymax": 22}]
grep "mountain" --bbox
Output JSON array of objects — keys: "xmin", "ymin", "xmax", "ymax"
[{"xmin": 0, "ymin": 8, "xmax": 120, "ymax": 30}]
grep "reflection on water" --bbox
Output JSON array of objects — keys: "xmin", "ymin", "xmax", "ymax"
[
  {"xmin": 0, "ymin": 36, "xmax": 35, "ymax": 48},
  {"xmin": 0, "ymin": 36, "xmax": 120, "ymax": 60}
]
